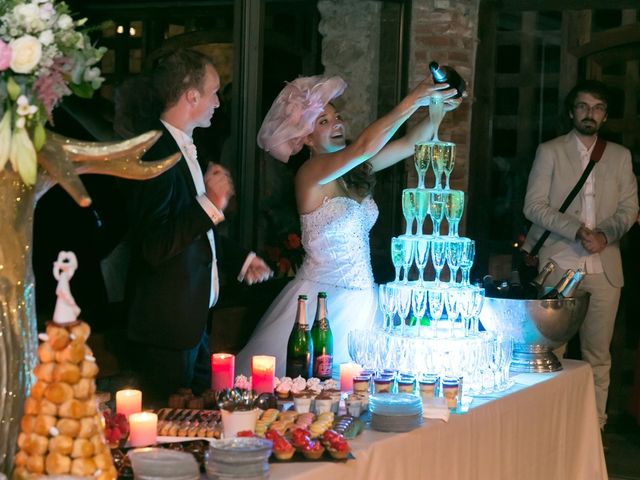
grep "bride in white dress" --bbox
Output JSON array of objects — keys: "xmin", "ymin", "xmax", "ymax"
[{"xmin": 236, "ymin": 75, "xmax": 462, "ymax": 377}]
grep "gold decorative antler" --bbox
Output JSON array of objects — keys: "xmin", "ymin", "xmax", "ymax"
[{"xmin": 36, "ymin": 130, "xmax": 180, "ymax": 206}]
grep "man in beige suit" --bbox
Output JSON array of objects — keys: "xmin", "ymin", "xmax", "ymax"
[{"xmin": 523, "ymin": 80, "xmax": 638, "ymax": 429}]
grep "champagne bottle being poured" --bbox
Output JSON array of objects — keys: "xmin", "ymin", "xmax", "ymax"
[{"xmin": 429, "ymin": 61, "xmax": 466, "ymax": 98}]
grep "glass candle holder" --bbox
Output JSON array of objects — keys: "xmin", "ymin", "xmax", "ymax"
[
  {"xmin": 419, "ymin": 374, "xmax": 440, "ymax": 401},
  {"xmin": 397, "ymin": 377, "xmax": 416, "ymax": 394},
  {"xmin": 373, "ymin": 376, "xmax": 393, "ymax": 393},
  {"xmin": 442, "ymin": 375, "xmax": 460, "ymax": 409},
  {"xmin": 353, "ymin": 375, "xmax": 371, "ymax": 394}
]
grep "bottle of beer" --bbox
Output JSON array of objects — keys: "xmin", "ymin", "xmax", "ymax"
[
  {"xmin": 311, "ymin": 292, "xmax": 333, "ymax": 380},
  {"xmin": 483, "ymin": 274, "xmax": 498, "ymax": 297},
  {"xmin": 540, "ymin": 269, "xmax": 576, "ymax": 300},
  {"xmin": 507, "ymin": 270, "xmax": 524, "ymax": 299},
  {"xmin": 429, "ymin": 61, "xmax": 466, "ymax": 98},
  {"xmin": 558, "ymin": 269, "xmax": 585, "ymax": 298},
  {"xmin": 286, "ymin": 295, "xmax": 313, "ymax": 379},
  {"xmin": 523, "ymin": 261, "xmax": 556, "ymax": 299},
  {"xmin": 496, "ymin": 280, "xmax": 510, "ymax": 298}
]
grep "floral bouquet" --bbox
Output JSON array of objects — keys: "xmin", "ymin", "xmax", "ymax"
[
  {"xmin": 0, "ymin": 0, "xmax": 107, "ymax": 185},
  {"xmin": 266, "ymin": 232, "xmax": 304, "ymax": 278}
]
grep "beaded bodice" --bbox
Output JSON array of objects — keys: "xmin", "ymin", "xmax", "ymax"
[{"xmin": 297, "ymin": 196, "xmax": 378, "ymax": 290}]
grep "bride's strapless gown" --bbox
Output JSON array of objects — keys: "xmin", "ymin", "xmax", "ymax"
[{"xmin": 236, "ymin": 196, "xmax": 381, "ymax": 378}]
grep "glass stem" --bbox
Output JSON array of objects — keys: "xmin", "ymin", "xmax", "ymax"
[
  {"xmin": 394, "ymin": 267, "xmax": 401, "ymax": 283},
  {"xmin": 450, "ymin": 267, "xmax": 458, "ymax": 284}
]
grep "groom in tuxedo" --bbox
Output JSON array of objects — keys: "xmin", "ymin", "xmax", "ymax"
[
  {"xmin": 523, "ymin": 80, "xmax": 638, "ymax": 429},
  {"xmin": 125, "ymin": 49, "xmax": 272, "ymax": 402}
]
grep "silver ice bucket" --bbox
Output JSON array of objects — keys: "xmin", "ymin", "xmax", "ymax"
[{"xmin": 479, "ymin": 291, "xmax": 590, "ymax": 373}]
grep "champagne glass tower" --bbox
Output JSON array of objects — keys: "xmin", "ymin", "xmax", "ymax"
[{"xmin": 348, "ymin": 70, "xmax": 512, "ymax": 395}]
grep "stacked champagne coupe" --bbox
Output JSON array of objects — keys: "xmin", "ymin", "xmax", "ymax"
[{"xmin": 349, "ymin": 98, "xmax": 512, "ymax": 396}]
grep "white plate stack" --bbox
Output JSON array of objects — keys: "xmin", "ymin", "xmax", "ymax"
[
  {"xmin": 369, "ymin": 393, "xmax": 424, "ymax": 432},
  {"xmin": 205, "ymin": 437, "xmax": 273, "ymax": 480}
]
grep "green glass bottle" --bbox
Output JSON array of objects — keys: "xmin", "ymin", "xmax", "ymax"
[
  {"xmin": 311, "ymin": 292, "xmax": 333, "ymax": 380},
  {"xmin": 286, "ymin": 295, "xmax": 313, "ymax": 379}
]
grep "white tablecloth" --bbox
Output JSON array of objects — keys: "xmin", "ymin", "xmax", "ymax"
[{"xmin": 268, "ymin": 359, "xmax": 606, "ymax": 480}]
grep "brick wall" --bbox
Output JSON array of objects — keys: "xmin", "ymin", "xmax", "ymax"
[{"xmin": 408, "ymin": 0, "xmax": 479, "ymax": 202}]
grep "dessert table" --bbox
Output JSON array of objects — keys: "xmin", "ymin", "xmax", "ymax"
[{"xmin": 268, "ymin": 359, "xmax": 606, "ymax": 480}]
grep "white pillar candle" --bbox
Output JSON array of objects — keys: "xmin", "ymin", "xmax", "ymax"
[
  {"xmin": 116, "ymin": 389, "xmax": 142, "ymax": 418},
  {"xmin": 340, "ymin": 362, "xmax": 362, "ymax": 391},
  {"xmin": 129, "ymin": 412, "xmax": 157, "ymax": 447}
]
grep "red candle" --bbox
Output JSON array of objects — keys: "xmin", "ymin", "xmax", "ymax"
[
  {"xmin": 211, "ymin": 353, "xmax": 235, "ymax": 391},
  {"xmin": 251, "ymin": 355, "xmax": 276, "ymax": 394}
]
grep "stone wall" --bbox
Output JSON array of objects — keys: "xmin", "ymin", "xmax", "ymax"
[{"xmin": 318, "ymin": 0, "xmax": 381, "ymax": 139}]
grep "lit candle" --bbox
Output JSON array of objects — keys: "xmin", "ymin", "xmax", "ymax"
[
  {"xmin": 251, "ymin": 355, "xmax": 276, "ymax": 394},
  {"xmin": 211, "ymin": 353, "xmax": 235, "ymax": 391},
  {"xmin": 340, "ymin": 362, "xmax": 362, "ymax": 391},
  {"xmin": 128, "ymin": 412, "xmax": 157, "ymax": 447},
  {"xmin": 116, "ymin": 389, "xmax": 142, "ymax": 418}
]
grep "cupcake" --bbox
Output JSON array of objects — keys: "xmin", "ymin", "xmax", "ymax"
[{"xmin": 275, "ymin": 377, "xmax": 292, "ymax": 399}]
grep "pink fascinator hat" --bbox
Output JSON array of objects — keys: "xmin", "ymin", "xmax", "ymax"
[{"xmin": 257, "ymin": 75, "xmax": 347, "ymax": 163}]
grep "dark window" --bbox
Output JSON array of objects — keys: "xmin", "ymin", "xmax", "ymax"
[
  {"xmin": 496, "ymin": 45, "xmax": 521, "ymax": 73},
  {"xmin": 495, "ymin": 88, "xmax": 519, "ymax": 115},
  {"xmin": 536, "ymin": 44, "xmax": 560, "ymax": 74},
  {"xmin": 536, "ymin": 11, "xmax": 561, "ymax": 31},
  {"xmin": 493, "ymin": 128, "xmax": 518, "ymax": 157},
  {"xmin": 592, "ymin": 10, "xmax": 622, "ymax": 32},
  {"xmin": 497, "ymin": 12, "xmax": 521, "ymax": 32}
]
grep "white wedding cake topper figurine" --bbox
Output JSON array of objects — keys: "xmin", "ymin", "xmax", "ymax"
[{"xmin": 52, "ymin": 251, "xmax": 81, "ymax": 325}]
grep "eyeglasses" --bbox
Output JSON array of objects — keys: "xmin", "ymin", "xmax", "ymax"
[{"xmin": 573, "ymin": 102, "xmax": 607, "ymax": 115}]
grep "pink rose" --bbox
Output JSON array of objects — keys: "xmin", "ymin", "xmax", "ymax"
[{"xmin": 0, "ymin": 40, "xmax": 11, "ymax": 71}]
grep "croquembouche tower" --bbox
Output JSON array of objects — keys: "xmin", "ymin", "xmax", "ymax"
[{"xmin": 13, "ymin": 252, "xmax": 117, "ymax": 480}]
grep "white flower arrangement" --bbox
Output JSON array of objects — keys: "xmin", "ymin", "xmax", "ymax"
[{"xmin": 0, "ymin": 0, "xmax": 107, "ymax": 185}]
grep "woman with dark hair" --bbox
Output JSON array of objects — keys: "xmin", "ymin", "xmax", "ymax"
[{"xmin": 236, "ymin": 75, "xmax": 462, "ymax": 377}]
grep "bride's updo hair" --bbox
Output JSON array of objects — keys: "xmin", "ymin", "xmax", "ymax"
[{"xmin": 342, "ymin": 160, "xmax": 376, "ymax": 198}]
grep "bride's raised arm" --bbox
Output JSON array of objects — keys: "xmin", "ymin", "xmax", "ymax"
[{"xmin": 298, "ymin": 79, "xmax": 453, "ymax": 188}]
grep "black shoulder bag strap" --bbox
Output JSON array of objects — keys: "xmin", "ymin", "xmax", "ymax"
[{"xmin": 529, "ymin": 136, "xmax": 607, "ymax": 257}]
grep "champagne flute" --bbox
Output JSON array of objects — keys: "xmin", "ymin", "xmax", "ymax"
[
  {"xmin": 429, "ymin": 191, "xmax": 445, "ymax": 236},
  {"xmin": 470, "ymin": 286, "xmax": 485, "ymax": 335},
  {"xmin": 427, "ymin": 289, "xmax": 444, "ymax": 338},
  {"xmin": 445, "ymin": 190, "xmax": 465, "ymax": 237},
  {"xmin": 402, "ymin": 189, "xmax": 417, "ymax": 236},
  {"xmin": 431, "ymin": 237, "xmax": 446, "ymax": 286},
  {"xmin": 414, "ymin": 189, "xmax": 428, "ymax": 235},
  {"xmin": 445, "ymin": 239, "xmax": 463, "ymax": 284},
  {"xmin": 444, "ymin": 288, "xmax": 460, "ymax": 338},
  {"xmin": 401, "ymin": 237, "xmax": 415, "ymax": 284},
  {"xmin": 431, "ymin": 142, "xmax": 455, "ymax": 190},
  {"xmin": 379, "ymin": 284, "xmax": 397, "ymax": 332},
  {"xmin": 395, "ymin": 284, "xmax": 412, "ymax": 336},
  {"xmin": 414, "ymin": 142, "xmax": 431, "ymax": 190},
  {"xmin": 411, "ymin": 286, "xmax": 428, "ymax": 337},
  {"xmin": 459, "ymin": 239, "xmax": 475, "ymax": 286},
  {"xmin": 391, "ymin": 237, "xmax": 404, "ymax": 283},
  {"xmin": 414, "ymin": 237, "xmax": 430, "ymax": 284},
  {"xmin": 430, "ymin": 94, "xmax": 445, "ymax": 142},
  {"xmin": 440, "ymin": 142, "xmax": 456, "ymax": 190}
]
